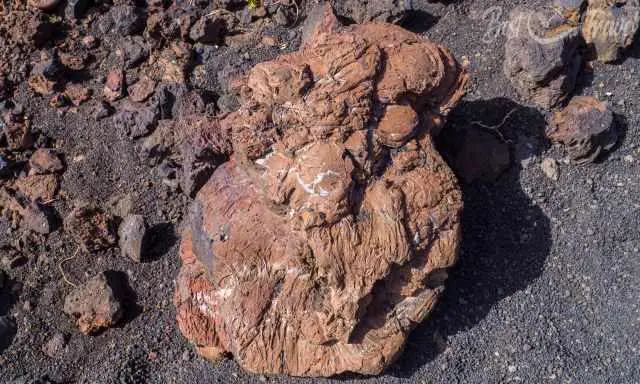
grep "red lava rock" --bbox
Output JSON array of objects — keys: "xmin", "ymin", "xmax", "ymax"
[
  {"xmin": 63, "ymin": 272, "xmax": 123, "ymax": 335},
  {"xmin": 103, "ymin": 70, "xmax": 125, "ymax": 102},
  {"xmin": 504, "ymin": 7, "xmax": 582, "ymax": 109},
  {"xmin": 174, "ymin": 9, "xmax": 468, "ymax": 377},
  {"xmin": 128, "ymin": 77, "xmax": 156, "ymax": 102},
  {"xmin": 582, "ymin": 0, "xmax": 640, "ymax": 62},
  {"xmin": 13, "ymin": 174, "xmax": 59, "ymax": 201},
  {"xmin": 547, "ymin": 96, "xmax": 617, "ymax": 163},
  {"xmin": 146, "ymin": 43, "xmax": 192, "ymax": 84},
  {"xmin": 29, "ymin": 149, "xmax": 64, "ymax": 174},
  {"xmin": 65, "ymin": 205, "xmax": 117, "ymax": 252}
]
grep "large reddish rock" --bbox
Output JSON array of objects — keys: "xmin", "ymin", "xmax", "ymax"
[
  {"xmin": 582, "ymin": 0, "xmax": 640, "ymax": 62},
  {"xmin": 174, "ymin": 9, "xmax": 467, "ymax": 377}
]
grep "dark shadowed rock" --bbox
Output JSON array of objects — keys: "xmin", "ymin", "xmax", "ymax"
[
  {"xmin": 504, "ymin": 7, "xmax": 582, "ymax": 109},
  {"xmin": 547, "ymin": 96, "xmax": 617, "ymax": 163},
  {"xmin": 65, "ymin": 0, "xmax": 91, "ymax": 20},
  {"xmin": 98, "ymin": 5, "xmax": 146, "ymax": 36},
  {"xmin": 63, "ymin": 272, "xmax": 123, "ymax": 334},
  {"xmin": 118, "ymin": 214, "xmax": 147, "ymax": 263},
  {"xmin": 189, "ymin": 16, "xmax": 225, "ymax": 45},
  {"xmin": 174, "ymin": 11, "xmax": 468, "ymax": 377}
]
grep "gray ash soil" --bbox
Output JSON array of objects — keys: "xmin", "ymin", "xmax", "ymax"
[{"xmin": 1, "ymin": 0, "xmax": 639, "ymax": 383}]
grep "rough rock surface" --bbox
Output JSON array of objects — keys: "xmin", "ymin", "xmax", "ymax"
[
  {"xmin": 330, "ymin": 0, "xmax": 412, "ymax": 24},
  {"xmin": 174, "ymin": 11, "xmax": 467, "ymax": 377},
  {"xmin": 504, "ymin": 7, "xmax": 582, "ymax": 109},
  {"xmin": 582, "ymin": 0, "xmax": 640, "ymax": 62},
  {"xmin": 65, "ymin": 205, "xmax": 117, "ymax": 252},
  {"xmin": 63, "ymin": 272, "xmax": 123, "ymax": 335},
  {"xmin": 547, "ymin": 96, "xmax": 617, "ymax": 163},
  {"xmin": 118, "ymin": 214, "xmax": 147, "ymax": 263}
]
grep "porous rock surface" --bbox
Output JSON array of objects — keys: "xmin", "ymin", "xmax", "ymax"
[
  {"xmin": 174, "ymin": 10, "xmax": 467, "ymax": 377},
  {"xmin": 504, "ymin": 7, "xmax": 582, "ymax": 109},
  {"xmin": 547, "ymin": 96, "xmax": 617, "ymax": 163}
]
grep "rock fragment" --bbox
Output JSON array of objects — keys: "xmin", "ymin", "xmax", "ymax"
[
  {"xmin": 65, "ymin": 205, "xmax": 117, "ymax": 252},
  {"xmin": 504, "ymin": 7, "xmax": 582, "ymax": 109},
  {"xmin": 118, "ymin": 214, "xmax": 147, "ymax": 263},
  {"xmin": 541, "ymin": 157, "xmax": 560, "ymax": 181},
  {"xmin": 28, "ymin": 0, "xmax": 60, "ymax": 11},
  {"xmin": 103, "ymin": 70, "xmax": 125, "ymax": 102},
  {"xmin": 331, "ymin": 0, "xmax": 412, "ymax": 24},
  {"xmin": 113, "ymin": 101, "xmax": 159, "ymax": 138},
  {"xmin": 28, "ymin": 51, "xmax": 63, "ymax": 96},
  {"xmin": 117, "ymin": 36, "xmax": 149, "ymax": 69},
  {"xmin": 1, "ymin": 106, "xmax": 33, "ymax": 150},
  {"xmin": 128, "ymin": 77, "xmax": 156, "ymax": 102},
  {"xmin": 189, "ymin": 16, "xmax": 225, "ymax": 45},
  {"xmin": 14, "ymin": 174, "xmax": 59, "ymax": 201},
  {"xmin": 29, "ymin": 149, "xmax": 64, "ymax": 174},
  {"xmin": 547, "ymin": 96, "xmax": 617, "ymax": 163},
  {"xmin": 63, "ymin": 272, "xmax": 123, "ymax": 334},
  {"xmin": 174, "ymin": 13, "xmax": 467, "ymax": 377},
  {"xmin": 582, "ymin": 0, "xmax": 640, "ymax": 62},
  {"xmin": 42, "ymin": 332, "xmax": 68, "ymax": 359}
]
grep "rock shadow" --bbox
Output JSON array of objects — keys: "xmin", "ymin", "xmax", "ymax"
[
  {"xmin": 143, "ymin": 222, "xmax": 179, "ymax": 263},
  {"xmin": 388, "ymin": 98, "xmax": 553, "ymax": 377}
]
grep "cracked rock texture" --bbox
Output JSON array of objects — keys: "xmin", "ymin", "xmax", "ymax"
[
  {"xmin": 504, "ymin": 7, "xmax": 582, "ymax": 109},
  {"xmin": 547, "ymin": 96, "xmax": 617, "ymax": 163},
  {"xmin": 174, "ymin": 9, "xmax": 467, "ymax": 377}
]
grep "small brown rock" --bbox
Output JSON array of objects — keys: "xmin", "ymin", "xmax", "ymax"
[
  {"xmin": 13, "ymin": 174, "xmax": 59, "ymax": 201},
  {"xmin": 547, "ymin": 96, "xmax": 617, "ymax": 163},
  {"xmin": 103, "ymin": 70, "xmax": 125, "ymax": 102},
  {"xmin": 65, "ymin": 205, "xmax": 117, "ymax": 252},
  {"xmin": 64, "ymin": 83, "xmax": 92, "ymax": 106},
  {"xmin": 29, "ymin": 149, "xmax": 64, "ymax": 174},
  {"xmin": 128, "ymin": 77, "xmax": 156, "ymax": 102},
  {"xmin": 63, "ymin": 272, "xmax": 123, "ymax": 334}
]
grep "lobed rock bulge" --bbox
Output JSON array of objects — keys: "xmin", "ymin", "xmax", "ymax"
[{"xmin": 174, "ymin": 9, "xmax": 468, "ymax": 377}]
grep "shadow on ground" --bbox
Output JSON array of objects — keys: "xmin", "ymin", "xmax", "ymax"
[{"xmin": 388, "ymin": 98, "xmax": 553, "ymax": 377}]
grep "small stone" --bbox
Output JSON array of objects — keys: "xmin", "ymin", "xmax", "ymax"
[
  {"xmin": 118, "ymin": 214, "xmax": 147, "ymax": 263},
  {"xmin": 21, "ymin": 202, "xmax": 55, "ymax": 234},
  {"xmin": 624, "ymin": 155, "xmax": 634, "ymax": 163},
  {"xmin": 94, "ymin": 101, "xmax": 114, "ymax": 121},
  {"xmin": 128, "ymin": 77, "xmax": 156, "ymax": 103},
  {"xmin": 63, "ymin": 272, "xmax": 123, "ymax": 334},
  {"xmin": 508, "ymin": 365, "xmax": 517, "ymax": 373},
  {"xmin": 14, "ymin": 174, "xmax": 59, "ymax": 201},
  {"xmin": 261, "ymin": 36, "xmax": 279, "ymax": 47},
  {"xmin": 547, "ymin": 96, "xmax": 617, "ymax": 163},
  {"xmin": 116, "ymin": 36, "xmax": 149, "ymax": 70},
  {"xmin": 29, "ymin": 149, "xmax": 64, "ymax": 174},
  {"xmin": 23, "ymin": 300, "xmax": 33, "ymax": 312},
  {"xmin": 189, "ymin": 16, "xmax": 225, "ymax": 45},
  {"xmin": 541, "ymin": 158, "xmax": 560, "ymax": 181},
  {"xmin": 65, "ymin": 205, "xmax": 117, "ymax": 252},
  {"xmin": 103, "ymin": 70, "xmax": 125, "ymax": 102},
  {"xmin": 82, "ymin": 35, "xmax": 98, "ymax": 49},
  {"xmin": 64, "ymin": 83, "xmax": 92, "ymax": 106},
  {"xmin": 113, "ymin": 101, "xmax": 159, "ymax": 138},
  {"xmin": 42, "ymin": 332, "xmax": 68, "ymax": 359}
]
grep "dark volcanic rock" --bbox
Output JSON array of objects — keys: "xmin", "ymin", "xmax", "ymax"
[
  {"xmin": 63, "ymin": 272, "xmax": 123, "ymax": 335},
  {"xmin": 189, "ymin": 16, "xmax": 225, "ymax": 45},
  {"xmin": 113, "ymin": 101, "xmax": 159, "ymax": 138},
  {"xmin": 504, "ymin": 7, "xmax": 582, "ymax": 109},
  {"xmin": 582, "ymin": 0, "xmax": 640, "ymax": 62},
  {"xmin": 41, "ymin": 332, "xmax": 68, "ymax": 359},
  {"xmin": 118, "ymin": 214, "xmax": 147, "ymax": 263},
  {"xmin": 547, "ymin": 96, "xmax": 617, "ymax": 163},
  {"xmin": 98, "ymin": 5, "xmax": 146, "ymax": 36},
  {"xmin": 331, "ymin": 0, "xmax": 412, "ymax": 24},
  {"xmin": 117, "ymin": 36, "xmax": 149, "ymax": 69},
  {"xmin": 65, "ymin": 0, "xmax": 92, "ymax": 20},
  {"xmin": 174, "ymin": 9, "xmax": 468, "ymax": 377}
]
